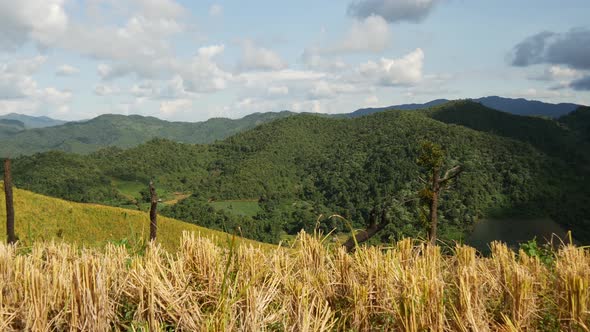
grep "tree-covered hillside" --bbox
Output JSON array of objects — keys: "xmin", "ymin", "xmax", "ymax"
[
  {"xmin": 6, "ymin": 101, "xmax": 590, "ymax": 244},
  {"xmin": 0, "ymin": 111, "xmax": 294, "ymax": 157}
]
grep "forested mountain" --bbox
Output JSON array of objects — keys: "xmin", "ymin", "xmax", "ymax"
[
  {"xmin": 0, "ymin": 111, "xmax": 294, "ymax": 157},
  {"xmin": 0, "ymin": 119, "xmax": 26, "ymax": 138},
  {"xmin": 347, "ymin": 96, "xmax": 583, "ymax": 118},
  {"xmin": 0, "ymin": 97, "xmax": 584, "ymax": 157},
  {"xmin": 559, "ymin": 106, "xmax": 590, "ymax": 142},
  {"xmin": 475, "ymin": 96, "xmax": 581, "ymax": 118},
  {"xmin": 348, "ymin": 99, "xmax": 449, "ymax": 117},
  {"xmin": 7, "ymin": 101, "xmax": 590, "ymax": 244},
  {"xmin": 0, "ymin": 113, "xmax": 66, "ymax": 128}
]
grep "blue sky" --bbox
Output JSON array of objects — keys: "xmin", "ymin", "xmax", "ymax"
[{"xmin": 0, "ymin": 0, "xmax": 589, "ymax": 121}]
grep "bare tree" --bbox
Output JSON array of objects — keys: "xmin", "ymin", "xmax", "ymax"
[
  {"xmin": 417, "ymin": 141, "xmax": 463, "ymax": 245},
  {"xmin": 149, "ymin": 180, "xmax": 158, "ymax": 241},
  {"xmin": 4, "ymin": 158, "xmax": 16, "ymax": 244}
]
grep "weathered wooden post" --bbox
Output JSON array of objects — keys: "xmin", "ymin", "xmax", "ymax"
[
  {"xmin": 4, "ymin": 158, "xmax": 16, "ymax": 244},
  {"xmin": 149, "ymin": 180, "xmax": 158, "ymax": 241}
]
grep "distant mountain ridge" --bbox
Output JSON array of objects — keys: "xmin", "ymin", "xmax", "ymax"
[
  {"xmin": 0, "ymin": 111, "xmax": 295, "ymax": 157},
  {"xmin": 0, "ymin": 113, "xmax": 66, "ymax": 128},
  {"xmin": 0, "ymin": 96, "xmax": 586, "ymax": 157},
  {"xmin": 347, "ymin": 96, "xmax": 584, "ymax": 118}
]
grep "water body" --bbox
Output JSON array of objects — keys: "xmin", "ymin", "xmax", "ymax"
[{"xmin": 466, "ymin": 218, "xmax": 571, "ymax": 254}]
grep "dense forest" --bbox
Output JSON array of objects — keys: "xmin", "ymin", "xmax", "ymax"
[
  {"xmin": 0, "ymin": 111, "xmax": 294, "ymax": 156},
  {"xmin": 5, "ymin": 101, "xmax": 590, "ymax": 244}
]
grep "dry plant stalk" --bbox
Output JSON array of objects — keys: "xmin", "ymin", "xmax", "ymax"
[{"xmin": 0, "ymin": 231, "xmax": 587, "ymax": 331}]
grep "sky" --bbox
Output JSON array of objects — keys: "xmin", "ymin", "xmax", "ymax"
[{"xmin": 0, "ymin": 0, "xmax": 589, "ymax": 122}]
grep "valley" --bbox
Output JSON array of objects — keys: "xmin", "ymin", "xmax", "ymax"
[{"xmin": 4, "ymin": 100, "xmax": 590, "ymax": 247}]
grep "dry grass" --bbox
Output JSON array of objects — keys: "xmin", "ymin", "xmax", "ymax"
[
  {"xmin": 0, "ymin": 232, "xmax": 588, "ymax": 331},
  {"xmin": 0, "ymin": 183, "xmax": 269, "ymax": 251}
]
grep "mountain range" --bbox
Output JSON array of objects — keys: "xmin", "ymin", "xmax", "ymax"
[
  {"xmin": 0, "ymin": 96, "xmax": 586, "ymax": 157},
  {"xmin": 348, "ymin": 96, "xmax": 583, "ymax": 118},
  {"xmin": 7, "ymin": 100, "xmax": 590, "ymax": 245},
  {"xmin": 0, "ymin": 113, "xmax": 66, "ymax": 128}
]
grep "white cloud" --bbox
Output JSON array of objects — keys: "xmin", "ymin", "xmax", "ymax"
[
  {"xmin": 94, "ymin": 84, "xmax": 120, "ymax": 96},
  {"xmin": 358, "ymin": 48, "xmax": 424, "ymax": 86},
  {"xmin": 56, "ymin": 64, "xmax": 79, "ymax": 76},
  {"xmin": 0, "ymin": 0, "xmax": 68, "ymax": 49},
  {"xmin": 160, "ymin": 98, "xmax": 193, "ymax": 116},
  {"xmin": 328, "ymin": 15, "xmax": 392, "ymax": 53},
  {"xmin": 209, "ymin": 4, "xmax": 223, "ymax": 17},
  {"xmin": 237, "ymin": 69, "xmax": 327, "ymax": 88},
  {"xmin": 530, "ymin": 65, "xmax": 584, "ymax": 82},
  {"xmin": 365, "ymin": 95, "xmax": 379, "ymax": 105},
  {"xmin": 0, "ymin": 56, "xmax": 47, "ymax": 99},
  {"xmin": 180, "ymin": 45, "xmax": 231, "ymax": 93},
  {"xmin": 131, "ymin": 0, "xmax": 185, "ymax": 19},
  {"xmin": 301, "ymin": 48, "xmax": 347, "ymax": 72},
  {"xmin": 268, "ymin": 86, "xmax": 289, "ymax": 96},
  {"xmin": 348, "ymin": 0, "xmax": 441, "ymax": 23},
  {"xmin": 238, "ymin": 40, "xmax": 287, "ymax": 71},
  {"xmin": 0, "ymin": 56, "xmax": 71, "ymax": 116},
  {"xmin": 308, "ymin": 81, "xmax": 366, "ymax": 99},
  {"xmin": 508, "ymin": 87, "xmax": 574, "ymax": 101}
]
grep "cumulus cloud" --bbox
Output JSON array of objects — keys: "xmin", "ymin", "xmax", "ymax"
[
  {"xmin": 510, "ymin": 28, "xmax": 590, "ymax": 70},
  {"xmin": 347, "ymin": 0, "xmax": 441, "ymax": 23},
  {"xmin": 180, "ymin": 45, "xmax": 230, "ymax": 93},
  {"xmin": 530, "ymin": 65, "xmax": 583, "ymax": 82},
  {"xmin": 328, "ymin": 15, "xmax": 391, "ymax": 53},
  {"xmin": 0, "ymin": 57, "xmax": 71, "ymax": 116},
  {"xmin": 0, "ymin": 56, "xmax": 47, "ymax": 99},
  {"xmin": 0, "ymin": 0, "xmax": 68, "ymax": 50},
  {"xmin": 56, "ymin": 64, "xmax": 79, "ymax": 76},
  {"xmin": 358, "ymin": 48, "xmax": 424, "ymax": 86},
  {"xmin": 301, "ymin": 49, "xmax": 347, "ymax": 71},
  {"xmin": 238, "ymin": 40, "xmax": 287, "ymax": 71},
  {"xmin": 160, "ymin": 98, "xmax": 193, "ymax": 116},
  {"xmin": 94, "ymin": 84, "xmax": 120, "ymax": 96}
]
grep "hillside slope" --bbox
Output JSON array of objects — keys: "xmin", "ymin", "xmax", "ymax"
[
  {"xmin": 0, "ymin": 111, "xmax": 294, "ymax": 157},
  {"xmin": 10, "ymin": 101, "xmax": 590, "ymax": 244},
  {"xmin": 0, "ymin": 183, "xmax": 268, "ymax": 250}
]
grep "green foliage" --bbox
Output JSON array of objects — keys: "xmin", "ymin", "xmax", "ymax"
[
  {"xmin": 416, "ymin": 140, "xmax": 444, "ymax": 170},
  {"xmin": 0, "ymin": 112, "xmax": 295, "ymax": 157},
  {"xmin": 519, "ymin": 237, "xmax": 555, "ymax": 267},
  {"xmin": 160, "ymin": 196, "xmax": 281, "ymax": 243},
  {"xmin": 6, "ymin": 101, "xmax": 590, "ymax": 245}
]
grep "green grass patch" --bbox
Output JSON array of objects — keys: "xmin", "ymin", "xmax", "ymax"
[{"xmin": 209, "ymin": 200, "xmax": 261, "ymax": 217}]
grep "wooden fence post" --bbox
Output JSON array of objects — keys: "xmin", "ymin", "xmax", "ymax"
[
  {"xmin": 149, "ymin": 180, "xmax": 158, "ymax": 241},
  {"xmin": 4, "ymin": 158, "xmax": 16, "ymax": 244}
]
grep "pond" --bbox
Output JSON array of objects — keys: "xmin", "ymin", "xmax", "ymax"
[{"xmin": 465, "ymin": 218, "xmax": 572, "ymax": 254}]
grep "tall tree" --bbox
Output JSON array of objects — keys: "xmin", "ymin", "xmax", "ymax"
[
  {"xmin": 4, "ymin": 158, "xmax": 16, "ymax": 244},
  {"xmin": 149, "ymin": 180, "xmax": 158, "ymax": 241},
  {"xmin": 417, "ymin": 141, "xmax": 463, "ymax": 245}
]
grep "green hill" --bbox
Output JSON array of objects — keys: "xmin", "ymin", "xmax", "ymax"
[
  {"xmin": 0, "ymin": 111, "xmax": 294, "ymax": 157},
  {"xmin": 559, "ymin": 106, "xmax": 590, "ymax": 142},
  {"xmin": 6, "ymin": 101, "xmax": 590, "ymax": 244},
  {"xmin": 0, "ymin": 182, "xmax": 269, "ymax": 251},
  {"xmin": 0, "ymin": 119, "xmax": 26, "ymax": 138}
]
